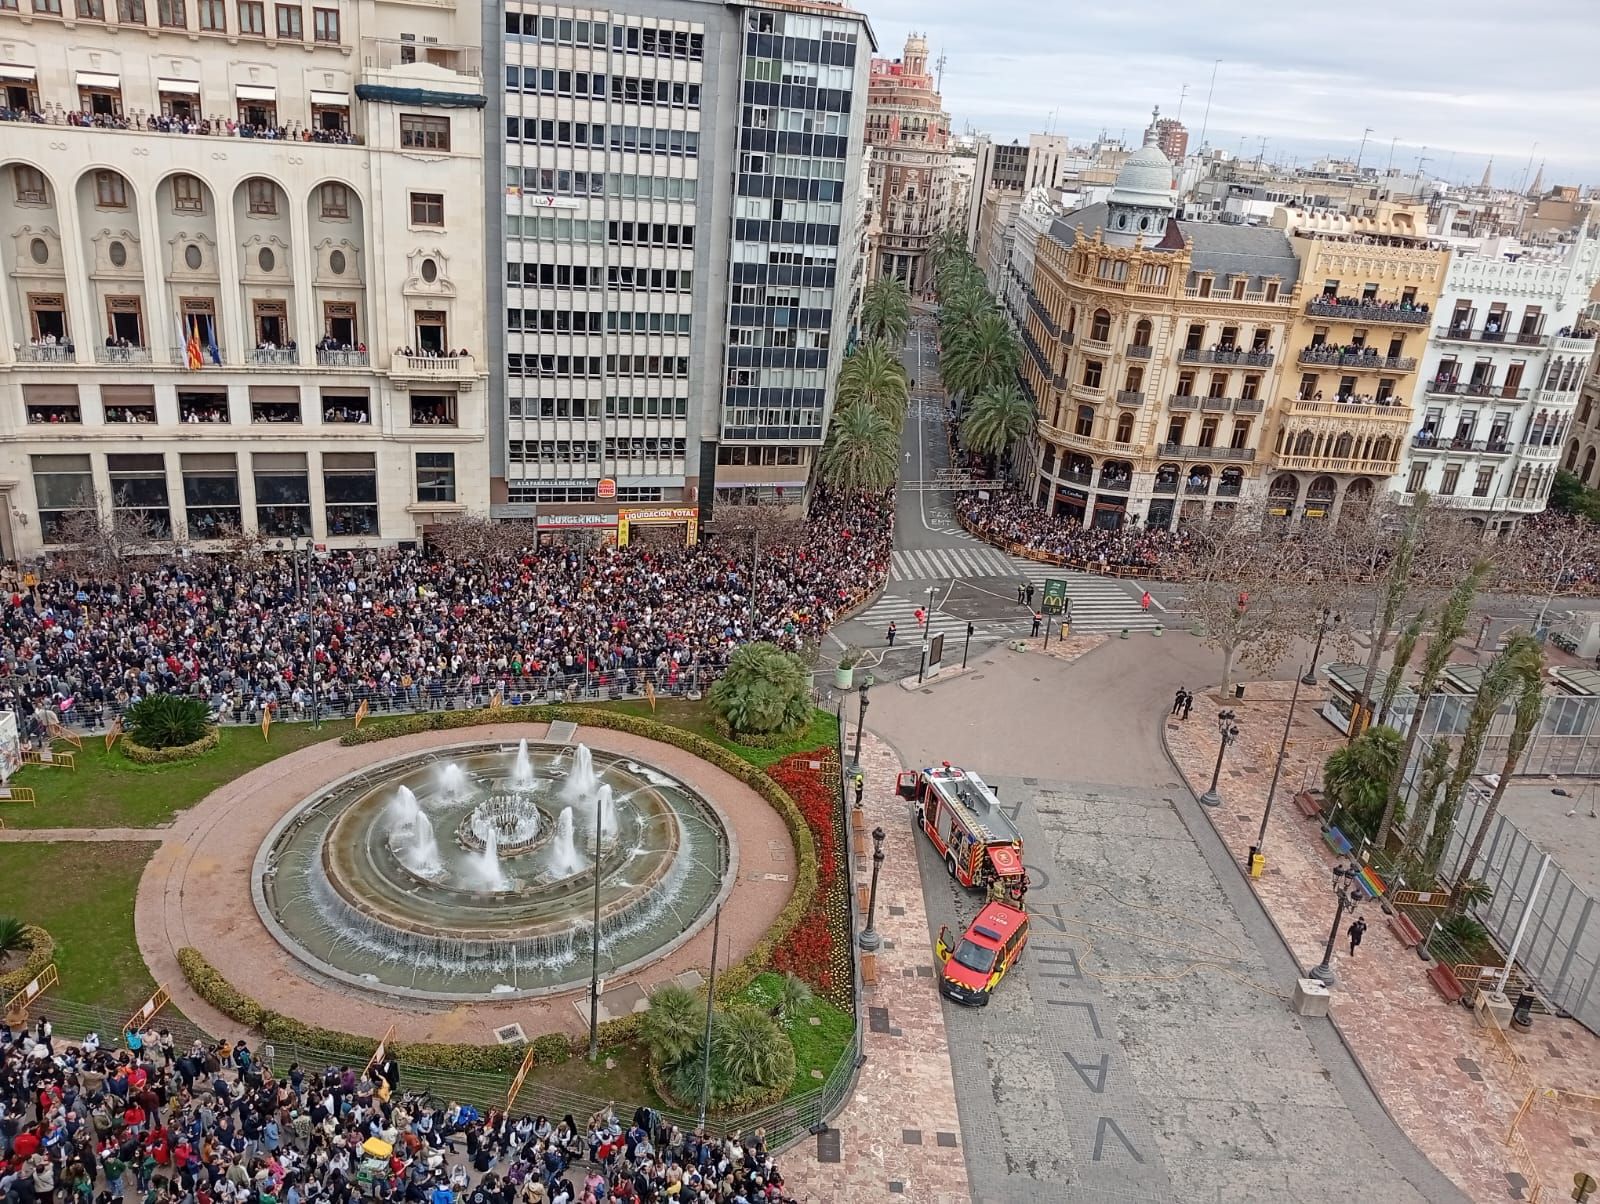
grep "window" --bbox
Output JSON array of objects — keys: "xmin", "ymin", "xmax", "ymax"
[
  {"xmin": 198, "ymin": 0, "xmax": 223, "ymax": 28},
  {"xmin": 1082, "ymin": 360, "xmax": 1103, "ymax": 389},
  {"xmin": 246, "ymin": 178, "xmax": 277, "ymax": 215},
  {"xmin": 32, "ymin": 0, "xmax": 62, "ymax": 11},
  {"xmin": 1198, "ymin": 417, "xmax": 1219, "ymax": 448},
  {"xmin": 237, "ymin": 0, "xmax": 263, "ymax": 34},
  {"xmin": 416, "ymin": 453, "xmax": 456, "ymax": 503},
  {"xmin": 1115, "ymin": 413, "xmax": 1134, "ymax": 443},
  {"xmin": 1074, "ymin": 405, "xmax": 1094, "ymax": 437},
  {"xmin": 79, "ymin": 0, "xmax": 105, "ymax": 17},
  {"xmin": 172, "ymin": 174, "xmax": 205, "ymax": 213},
  {"xmin": 312, "ymin": 5, "xmax": 337, "ymax": 40},
  {"xmin": 95, "ymin": 171, "xmax": 127, "ymax": 208},
  {"xmin": 1090, "ymin": 309, "xmax": 1111, "ymax": 341},
  {"xmin": 274, "ymin": 3, "xmax": 299, "ymax": 37},
  {"xmin": 108, "ymin": 454, "xmax": 171, "ymax": 537},
  {"xmin": 1405, "ymin": 463, "xmax": 1427, "ymax": 493},
  {"xmin": 13, "ymin": 166, "xmax": 46, "ymax": 205},
  {"xmin": 32, "ymin": 455, "xmax": 94, "ymax": 544},
  {"xmin": 1230, "ymin": 420, "xmax": 1251, "ymax": 450},
  {"xmin": 253, "ymin": 453, "xmax": 310, "ymax": 536},
  {"xmin": 117, "ymin": 0, "xmax": 144, "ymax": 21},
  {"xmin": 1473, "ymin": 467, "xmax": 1494, "ymax": 498},
  {"xmin": 319, "ymin": 182, "xmax": 348, "ymax": 218},
  {"xmin": 410, "ymin": 393, "xmax": 455, "ymax": 426},
  {"xmin": 1438, "ymin": 464, "xmax": 1461, "ymax": 495},
  {"xmin": 157, "ymin": 0, "xmax": 183, "ymax": 25},
  {"xmin": 409, "ymin": 192, "xmax": 444, "ymax": 226},
  {"xmin": 323, "ymin": 452, "xmax": 377, "ymax": 536},
  {"xmin": 400, "ymin": 114, "xmax": 450, "ymax": 151}
]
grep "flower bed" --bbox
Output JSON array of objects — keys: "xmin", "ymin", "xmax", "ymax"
[
  {"xmin": 765, "ymin": 748, "xmax": 852, "ymax": 1011},
  {"xmin": 122, "ymin": 727, "xmax": 220, "ymax": 765},
  {"xmin": 0, "ymin": 925, "xmax": 55, "ymax": 997}
]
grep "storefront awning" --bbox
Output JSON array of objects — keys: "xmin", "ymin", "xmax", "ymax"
[
  {"xmin": 157, "ymin": 78, "xmax": 201, "ymax": 94},
  {"xmin": 0, "ymin": 65, "xmax": 37, "ymax": 82},
  {"xmin": 309, "ymin": 90, "xmax": 349, "ymax": 106},
  {"xmin": 75, "ymin": 71, "xmax": 121, "ymax": 90},
  {"xmin": 235, "ymin": 84, "xmax": 277, "ymax": 101}
]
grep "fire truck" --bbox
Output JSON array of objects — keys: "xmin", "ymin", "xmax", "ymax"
[{"xmin": 898, "ymin": 762, "xmax": 1025, "ymax": 892}]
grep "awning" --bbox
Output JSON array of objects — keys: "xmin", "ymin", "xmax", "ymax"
[
  {"xmin": 309, "ymin": 90, "xmax": 348, "ymax": 106},
  {"xmin": 156, "ymin": 78, "xmax": 200, "ymax": 94},
  {"xmin": 235, "ymin": 84, "xmax": 277, "ymax": 101},
  {"xmin": 986, "ymin": 845, "xmax": 1023, "ymax": 879},
  {"xmin": 75, "ymin": 71, "xmax": 121, "ymax": 90},
  {"xmin": 0, "ymin": 65, "xmax": 37, "ymax": 82}
]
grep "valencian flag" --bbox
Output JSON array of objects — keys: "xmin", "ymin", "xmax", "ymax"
[
  {"xmin": 489, "ymin": 691, "xmax": 503, "ymax": 710},
  {"xmin": 354, "ymin": 698, "xmax": 369, "ymax": 729},
  {"xmin": 261, "ymin": 701, "xmax": 273, "ymax": 741},
  {"xmin": 185, "ymin": 330, "xmax": 203, "ymax": 370}
]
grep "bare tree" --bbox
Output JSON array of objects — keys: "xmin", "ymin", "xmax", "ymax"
[
  {"xmin": 214, "ymin": 521, "xmax": 274, "ymax": 575},
  {"xmin": 710, "ymin": 501, "xmax": 805, "ymax": 626},
  {"xmin": 50, "ymin": 491, "xmax": 173, "ymax": 586},
  {"xmin": 426, "ymin": 514, "xmax": 535, "ymax": 563},
  {"xmin": 1507, "ymin": 513, "xmax": 1600, "ymax": 628}
]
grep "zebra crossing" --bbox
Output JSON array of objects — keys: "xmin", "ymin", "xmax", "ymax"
[
  {"xmin": 857, "ymin": 572, "xmax": 1162, "ymax": 636},
  {"xmin": 890, "ymin": 546, "xmax": 1017, "ymax": 580}
]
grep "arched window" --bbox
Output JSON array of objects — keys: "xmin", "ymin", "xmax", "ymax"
[
  {"xmin": 1293, "ymin": 430, "xmax": 1315, "ymax": 456},
  {"xmin": 1075, "ymin": 405, "xmax": 1095, "ymax": 437},
  {"xmin": 1115, "ymin": 412, "xmax": 1134, "ymax": 443},
  {"xmin": 1133, "ymin": 319, "xmax": 1152, "ymax": 347},
  {"xmin": 1333, "ymin": 431, "xmax": 1354, "ymax": 459},
  {"xmin": 1371, "ymin": 435, "xmax": 1392, "ymax": 462},
  {"xmin": 1566, "ymin": 440, "xmax": 1580, "ymax": 471},
  {"xmin": 1090, "ymin": 309, "xmax": 1111, "ymax": 341},
  {"xmin": 1065, "ymin": 307, "xmax": 1077, "ymax": 334},
  {"xmin": 1583, "ymin": 447, "xmax": 1597, "ymax": 485},
  {"xmin": 1124, "ymin": 365, "xmax": 1144, "ymax": 392}
]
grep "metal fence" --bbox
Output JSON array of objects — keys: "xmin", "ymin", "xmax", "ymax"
[{"xmin": 1401, "ymin": 690, "xmax": 1600, "ymax": 779}]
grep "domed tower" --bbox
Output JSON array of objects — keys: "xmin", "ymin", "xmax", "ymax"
[
  {"xmin": 903, "ymin": 33, "xmax": 929, "ymax": 78},
  {"xmin": 1104, "ymin": 143, "xmax": 1176, "ymax": 246}
]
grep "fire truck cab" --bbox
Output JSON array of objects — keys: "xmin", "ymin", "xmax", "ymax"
[{"xmin": 900, "ymin": 762, "xmax": 1025, "ymax": 892}]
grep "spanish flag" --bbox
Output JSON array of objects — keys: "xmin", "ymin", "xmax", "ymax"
[
  {"xmin": 354, "ymin": 698, "xmax": 369, "ymax": 729},
  {"xmin": 261, "ymin": 701, "xmax": 273, "ymax": 742}
]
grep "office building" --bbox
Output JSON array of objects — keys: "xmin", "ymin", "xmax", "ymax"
[
  {"xmin": 0, "ymin": 0, "xmax": 489, "ymax": 559},
  {"xmin": 965, "ymin": 132, "xmax": 1068, "ymax": 249},
  {"xmin": 489, "ymin": 0, "xmax": 874, "ymax": 535},
  {"xmin": 1143, "ymin": 106, "xmax": 1187, "ymax": 165}
]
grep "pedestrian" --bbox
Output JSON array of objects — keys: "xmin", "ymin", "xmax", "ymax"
[
  {"xmin": 1026, "ymin": 583, "xmax": 1036, "ymax": 606},
  {"xmin": 1141, "ymin": 590, "xmax": 1152, "ymax": 611},
  {"xmin": 1347, "ymin": 916, "xmax": 1367, "ymax": 957},
  {"xmin": 886, "ymin": 621, "xmax": 897, "ymax": 646},
  {"xmin": 1172, "ymin": 687, "xmax": 1186, "ymax": 716},
  {"xmin": 1017, "ymin": 581, "xmax": 1026, "ymax": 603},
  {"xmin": 853, "ymin": 774, "xmax": 864, "ymax": 807},
  {"xmin": 1031, "ymin": 612, "xmax": 1042, "ymax": 638},
  {"xmin": 1181, "ymin": 693, "xmax": 1193, "ymax": 720}
]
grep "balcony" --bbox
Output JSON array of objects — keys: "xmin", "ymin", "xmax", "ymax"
[
  {"xmin": 250, "ymin": 347, "xmax": 299, "ymax": 367},
  {"xmin": 170, "ymin": 344, "xmax": 226, "ymax": 368},
  {"xmin": 1158, "ymin": 443, "xmax": 1256, "ymax": 462},
  {"xmin": 1059, "ymin": 330, "xmax": 1075, "ymax": 347},
  {"xmin": 1125, "ymin": 343, "xmax": 1153, "ymax": 359},
  {"xmin": 393, "ymin": 353, "xmax": 476, "ymax": 387},
  {"xmin": 317, "ymin": 348, "xmax": 370, "ymax": 369},
  {"xmin": 1115, "ymin": 390, "xmax": 1145, "ymax": 407},
  {"xmin": 1201, "ymin": 396, "xmax": 1233, "ymax": 412},
  {"xmin": 1284, "ymin": 398, "xmax": 1412, "ymax": 420},
  {"xmin": 1168, "ymin": 394, "xmax": 1200, "ymax": 411},
  {"xmin": 1216, "ymin": 480, "xmax": 1243, "ymax": 497},
  {"xmin": 1273, "ymin": 453, "xmax": 1398, "ymax": 474},
  {"xmin": 1234, "ymin": 398, "xmax": 1265, "ymax": 414},
  {"xmin": 1554, "ymin": 333, "xmax": 1597, "ymax": 354},
  {"xmin": 1184, "ymin": 480, "xmax": 1211, "ymax": 495},
  {"xmin": 1028, "ymin": 294, "xmax": 1060, "ymax": 338},
  {"xmin": 1058, "ymin": 468, "xmax": 1092, "ymax": 486},
  {"xmin": 1502, "ymin": 495, "xmax": 1547, "ymax": 513},
  {"xmin": 1098, "ymin": 475, "xmax": 1133, "ymax": 493},
  {"xmin": 1519, "ymin": 440, "xmax": 1562, "ymax": 460},
  {"xmin": 1070, "ymin": 381, "xmax": 1108, "ymax": 404},
  {"xmin": 0, "ymin": 106, "xmax": 366, "ymax": 147},
  {"xmin": 1305, "ymin": 299, "xmax": 1431, "ymax": 326},
  {"xmin": 1434, "ymin": 325, "xmax": 1543, "ymax": 347},
  {"xmin": 1426, "ymin": 379, "xmax": 1530, "ymax": 401},
  {"xmin": 1051, "ymin": 373, "xmax": 1070, "ymax": 391},
  {"xmin": 94, "ymin": 345, "xmax": 152, "ymax": 365},
  {"xmin": 1178, "ymin": 348, "xmax": 1275, "ymax": 367},
  {"xmin": 1153, "ymin": 478, "xmax": 1178, "ymax": 494},
  {"xmin": 19, "ymin": 344, "xmax": 74, "ymax": 364},
  {"xmin": 1410, "ymin": 434, "xmax": 1512, "ymax": 455},
  {"xmin": 1297, "ymin": 347, "xmax": 1417, "ymax": 372}
]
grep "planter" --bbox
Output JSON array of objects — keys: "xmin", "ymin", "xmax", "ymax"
[
  {"xmin": 1152, "ymin": 625, "xmax": 1164, "ymax": 637},
  {"xmin": 834, "ymin": 665, "xmax": 855, "ymax": 690}
]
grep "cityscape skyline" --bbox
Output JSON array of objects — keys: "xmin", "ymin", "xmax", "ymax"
[{"xmin": 867, "ymin": 0, "xmax": 1600, "ymax": 186}]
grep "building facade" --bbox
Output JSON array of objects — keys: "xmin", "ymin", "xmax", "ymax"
[
  {"xmin": 1399, "ymin": 234, "xmax": 1599, "ymax": 527},
  {"xmin": 487, "ymin": 0, "xmax": 873, "ymax": 534},
  {"xmin": 964, "ymin": 133, "xmax": 1067, "ymax": 250},
  {"xmin": 1570, "ymin": 353, "xmax": 1600, "ymax": 487},
  {"xmin": 1266, "ymin": 204, "xmax": 1450, "ymax": 521},
  {"xmin": 0, "ymin": 0, "xmax": 489, "ymax": 559},
  {"xmin": 863, "ymin": 33, "xmax": 949, "ymax": 292},
  {"xmin": 1021, "ymin": 145, "xmax": 1302, "ymax": 530},
  {"xmin": 1143, "ymin": 107, "xmax": 1187, "ymax": 165}
]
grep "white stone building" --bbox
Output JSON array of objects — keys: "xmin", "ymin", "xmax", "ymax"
[
  {"xmin": 0, "ymin": 0, "xmax": 489, "ymax": 559},
  {"xmin": 1398, "ymin": 232, "xmax": 1600, "ymax": 527}
]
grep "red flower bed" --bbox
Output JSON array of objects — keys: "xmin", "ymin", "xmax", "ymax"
[{"xmin": 767, "ymin": 747, "xmax": 852, "ymax": 1009}]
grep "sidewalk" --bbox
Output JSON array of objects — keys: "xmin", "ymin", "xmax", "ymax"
[
  {"xmin": 780, "ymin": 730, "xmax": 971, "ymax": 1204},
  {"xmin": 1165, "ymin": 682, "xmax": 1600, "ymax": 1204}
]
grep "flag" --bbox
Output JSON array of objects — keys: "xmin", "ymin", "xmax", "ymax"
[
  {"xmin": 488, "ymin": 691, "xmax": 502, "ymax": 710},
  {"xmin": 354, "ymin": 698, "xmax": 369, "ymax": 729},
  {"xmin": 261, "ymin": 702, "xmax": 273, "ymax": 742},
  {"xmin": 186, "ymin": 333, "xmax": 202, "ymax": 370},
  {"xmin": 104, "ymin": 717, "xmax": 123, "ymax": 752},
  {"xmin": 644, "ymin": 681, "xmax": 656, "ymax": 712},
  {"xmin": 207, "ymin": 332, "xmax": 222, "ymax": 365}
]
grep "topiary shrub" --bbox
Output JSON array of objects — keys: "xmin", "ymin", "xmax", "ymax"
[
  {"xmin": 706, "ymin": 642, "xmax": 811, "ymax": 736},
  {"xmin": 0, "ymin": 924, "xmax": 54, "ymax": 997},
  {"xmin": 122, "ymin": 727, "xmax": 220, "ymax": 765},
  {"xmin": 125, "ymin": 695, "xmax": 212, "ymax": 749}
]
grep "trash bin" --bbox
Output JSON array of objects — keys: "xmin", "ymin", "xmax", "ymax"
[{"xmin": 1234, "ymin": 685, "xmax": 1246, "ymax": 700}]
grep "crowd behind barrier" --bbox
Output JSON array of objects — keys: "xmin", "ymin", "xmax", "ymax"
[{"xmin": 0, "ymin": 491, "xmax": 893, "ymax": 739}]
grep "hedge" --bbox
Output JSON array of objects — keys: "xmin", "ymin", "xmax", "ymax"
[
  {"xmin": 708, "ymin": 715, "xmax": 805, "ymax": 749},
  {"xmin": 0, "ymin": 925, "xmax": 55, "ymax": 997},
  {"xmin": 122, "ymin": 727, "xmax": 220, "ymax": 765}
]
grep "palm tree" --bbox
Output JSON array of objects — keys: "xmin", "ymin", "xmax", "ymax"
[
  {"xmin": 929, "ymin": 227, "xmax": 967, "ymax": 271},
  {"xmin": 819, "ymin": 402, "xmax": 900, "ymax": 491},
  {"xmin": 1424, "ymin": 642, "xmax": 1521, "ymax": 875},
  {"xmin": 1384, "ymin": 560, "xmax": 1490, "ymax": 845},
  {"xmin": 1377, "ymin": 610, "xmax": 1425, "ymax": 729},
  {"xmin": 1322, "ymin": 726, "xmax": 1403, "ymax": 844},
  {"xmin": 639, "ymin": 983, "xmax": 702, "ymax": 1069},
  {"xmin": 1449, "ymin": 634, "xmax": 1545, "ymax": 907},
  {"xmin": 0, "ymin": 917, "xmax": 27, "ymax": 960},
  {"xmin": 713, "ymin": 1005, "xmax": 795, "ymax": 1092},
  {"xmin": 943, "ymin": 311, "xmax": 1019, "ymax": 401},
  {"xmin": 962, "ymin": 382, "xmax": 1034, "ymax": 462},
  {"xmin": 837, "ymin": 343, "xmax": 909, "ymax": 426},
  {"xmin": 859, "ymin": 277, "xmax": 911, "ymax": 347}
]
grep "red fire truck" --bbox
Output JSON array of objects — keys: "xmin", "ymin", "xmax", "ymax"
[{"xmin": 899, "ymin": 763, "xmax": 1025, "ymax": 892}]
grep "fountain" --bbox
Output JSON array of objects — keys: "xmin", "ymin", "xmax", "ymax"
[{"xmin": 258, "ymin": 741, "xmax": 730, "ymax": 1000}]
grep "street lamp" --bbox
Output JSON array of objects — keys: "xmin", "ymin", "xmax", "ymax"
[
  {"xmin": 851, "ymin": 680, "xmax": 871, "ymax": 772},
  {"xmin": 1252, "ymin": 668, "xmax": 1304, "ymax": 866},
  {"xmin": 858, "ymin": 825, "xmax": 888, "ymax": 951},
  {"xmin": 1197, "ymin": 708, "xmax": 1240, "ymax": 807},
  {"xmin": 918, "ymin": 585, "xmax": 937, "ymax": 684},
  {"xmin": 1302, "ymin": 609, "xmax": 1339, "ymax": 686},
  {"xmin": 1310, "ymin": 863, "xmax": 1365, "ymax": 986}
]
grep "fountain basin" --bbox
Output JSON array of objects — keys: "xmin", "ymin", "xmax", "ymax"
[{"xmin": 255, "ymin": 741, "xmax": 729, "ymax": 1000}]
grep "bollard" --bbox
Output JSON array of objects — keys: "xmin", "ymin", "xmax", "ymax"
[{"xmin": 1119, "ymin": 627, "xmax": 1130, "ymax": 639}]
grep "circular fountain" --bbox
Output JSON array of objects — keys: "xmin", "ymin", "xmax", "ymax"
[{"xmin": 255, "ymin": 740, "xmax": 730, "ymax": 1000}]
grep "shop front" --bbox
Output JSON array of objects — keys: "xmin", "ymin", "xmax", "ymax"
[
  {"xmin": 536, "ymin": 512, "xmax": 620, "ymax": 547},
  {"xmin": 617, "ymin": 505, "xmax": 699, "ymax": 547}
]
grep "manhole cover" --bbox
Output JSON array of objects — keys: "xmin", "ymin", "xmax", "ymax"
[{"xmin": 493, "ymin": 1024, "xmax": 527, "ymax": 1045}]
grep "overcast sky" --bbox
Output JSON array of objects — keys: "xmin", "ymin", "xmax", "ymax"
[{"xmin": 864, "ymin": 0, "xmax": 1600, "ymax": 187}]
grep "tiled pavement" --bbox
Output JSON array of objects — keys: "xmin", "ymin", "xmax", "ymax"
[
  {"xmin": 780, "ymin": 730, "xmax": 972, "ymax": 1204},
  {"xmin": 1166, "ymin": 683, "xmax": 1600, "ymax": 1204}
]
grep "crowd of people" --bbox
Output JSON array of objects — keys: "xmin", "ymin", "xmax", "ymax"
[
  {"xmin": 0, "ymin": 105, "xmax": 362, "ymax": 145},
  {"xmin": 955, "ymin": 492, "xmax": 1189, "ymax": 569},
  {"xmin": 0, "ymin": 1019, "xmax": 799, "ymax": 1204},
  {"xmin": 0, "ymin": 490, "xmax": 893, "ymax": 734}
]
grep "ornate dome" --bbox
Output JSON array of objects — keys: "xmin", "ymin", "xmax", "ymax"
[{"xmin": 1109, "ymin": 144, "xmax": 1175, "ymax": 208}]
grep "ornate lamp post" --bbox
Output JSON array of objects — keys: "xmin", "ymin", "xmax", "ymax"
[
  {"xmin": 1310, "ymin": 864, "xmax": 1365, "ymax": 986},
  {"xmin": 1197, "ymin": 707, "xmax": 1240, "ymax": 807},
  {"xmin": 1303, "ymin": 609, "xmax": 1339, "ymax": 686},
  {"xmin": 858, "ymin": 826, "xmax": 888, "ymax": 951},
  {"xmin": 851, "ymin": 680, "xmax": 871, "ymax": 772}
]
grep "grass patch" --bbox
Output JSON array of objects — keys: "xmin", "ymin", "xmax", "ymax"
[
  {"xmin": 522, "ymin": 1042, "xmax": 663, "ymax": 1109},
  {"xmin": 591, "ymin": 700, "xmax": 837, "ymax": 769},
  {"xmin": 5, "ymin": 720, "xmax": 351, "ymax": 829},
  {"xmin": 735, "ymin": 972, "xmax": 853, "ymax": 1094},
  {"xmin": 0, "ymin": 841, "xmax": 159, "ymax": 1012}
]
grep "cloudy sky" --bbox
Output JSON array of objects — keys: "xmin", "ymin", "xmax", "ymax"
[{"xmin": 864, "ymin": 0, "xmax": 1600, "ymax": 187}]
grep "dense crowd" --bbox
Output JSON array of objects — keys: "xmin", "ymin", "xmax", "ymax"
[
  {"xmin": 0, "ymin": 491, "xmax": 893, "ymax": 733},
  {"xmin": 956, "ymin": 493, "xmax": 1189, "ymax": 568},
  {"xmin": 0, "ymin": 1019, "xmax": 797, "ymax": 1204}
]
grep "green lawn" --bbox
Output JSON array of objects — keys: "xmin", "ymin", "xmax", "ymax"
[
  {"xmin": 735, "ymin": 971, "xmax": 854, "ymax": 1094},
  {"xmin": 594, "ymin": 700, "xmax": 839, "ymax": 769},
  {"xmin": 0, "ymin": 841, "xmax": 160, "ymax": 1012},
  {"xmin": 4, "ymin": 720, "xmax": 351, "ymax": 830}
]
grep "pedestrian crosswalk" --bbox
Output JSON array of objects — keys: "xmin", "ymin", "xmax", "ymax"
[
  {"xmin": 890, "ymin": 546, "xmax": 1017, "ymax": 580},
  {"xmin": 855, "ymin": 570, "xmax": 1162, "ymax": 637}
]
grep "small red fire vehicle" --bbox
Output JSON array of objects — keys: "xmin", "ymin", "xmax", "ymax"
[
  {"xmin": 899, "ymin": 763, "xmax": 1025, "ymax": 892},
  {"xmin": 935, "ymin": 899, "xmax": 1030, "ymax": 1006}
]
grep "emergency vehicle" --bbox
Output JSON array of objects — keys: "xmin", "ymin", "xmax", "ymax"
[
  {"xmin": 899, "ymin": 763, "xmax": 1025, "ymax": 892},
  {"xmin": 935, "ymin": 900, "xmax": 1029, "ymax": 1006}
]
